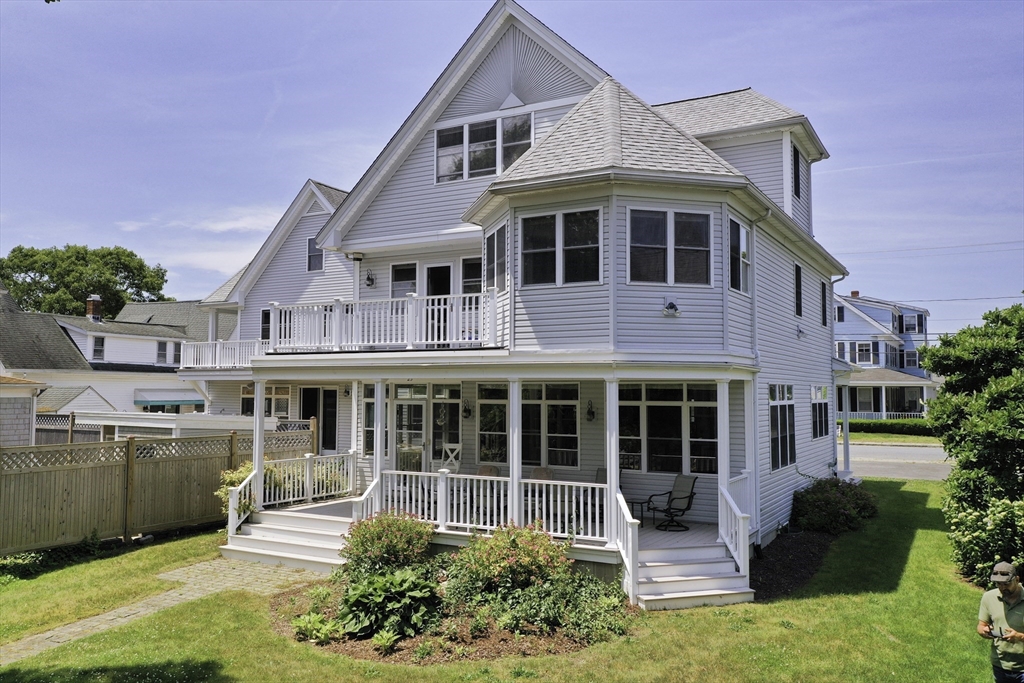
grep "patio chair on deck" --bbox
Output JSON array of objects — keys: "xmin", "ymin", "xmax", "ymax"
[
  {"xmin": 529, "ymin": 467, "xmax": 555, "ymax": 480},
  {"xmin": 646, "ymin": 474, "xmax": 697, "ymax": 531}
]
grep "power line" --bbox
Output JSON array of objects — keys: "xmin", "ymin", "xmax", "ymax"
[
  {"xmin": 832, "ymin": 240, "xmax": 1023, "ymax": 256},
  {"xmin": 901, "ymin": 295, "xmax": 1023, "ymax": 302}
]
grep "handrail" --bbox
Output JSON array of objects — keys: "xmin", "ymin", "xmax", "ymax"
[
  {"xmin": 719, "ymin": 485, "xmax": 750, "ymax": 579},
  {"xmin": 227, "ymin": 468, "xmax": 258, "ymax": 536},
  {"xmin": 615, "ymin": 492, "xmax": 640, "ymax": 605},
  {"xmin": 351, "ymin": 476, "xmax": 380, "ymax": 523}
]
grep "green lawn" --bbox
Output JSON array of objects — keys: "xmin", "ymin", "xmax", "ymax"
[
  {"xmin": 0, "ymin": 530, "xmax": 222, "ymax": 645},
  {"xmin": 1, "ymin": 480, "xmax": 991, "ymax": 683},
  {"xmin": 842, "ymin": 432, "xmax": 941, "ymax": 446}
]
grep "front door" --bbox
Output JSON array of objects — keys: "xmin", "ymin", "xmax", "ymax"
[
  {"xmin": 300, "ymin": 387, "xmax": 339, "ymax": 453},
  {"xmin": 395, "ymin": 401, "xmax": 426, "ymax": 471},
  {"xmin": 425, "ymin": 265, "xmax": 452, "ymax": 346}
]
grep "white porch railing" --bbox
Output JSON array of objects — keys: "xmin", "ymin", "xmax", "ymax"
[
  {"xmin": 227, "ymin": 468, "xmax": 258, "ymax": 536},
  {"xmin": 380, "ymin": 471, "xmax": 440, "ymax": 523},
  {"xmin": 614, "ymin": 492, "xmax": 640, "ymax": 605},
  {"xmin": 180, "ymin": 340, "xmax": 270, "ymax": 369},
  {"xmin": 351, "ymin": 477, "xmax": 380, "ymax": 523},
  {"xmin": 846, "ymin": 411, "xmax": 924, "ymax": 420},
  {"xmin": 444, "ymin": 471, "xmax": 510, "ymax": 531},
  {"xmin": 521, "ymin": 480, "xmax": 607, "ymax": 542},
  {"xmin": 262, "ymin": 453, "xmax": 355, "ymax": 507},
  {"xmin": 727, "ymin": 470, "xmax": 752, "ymax": 519},
  {"xmin": 719, "ymin": 485, "xmax": 750, "ymax": 578}
]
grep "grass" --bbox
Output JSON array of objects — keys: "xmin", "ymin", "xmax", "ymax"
[
  {"xmin": 0, "ymin": 530, "xmax": 222, "ymax": 645},
  {"xmin": 841, "ymin": 432, "xmax": 941, "ymax": 445},
  {"xmin": 2, "ymin": 479, "xmax": 990, "ymax": 682}
]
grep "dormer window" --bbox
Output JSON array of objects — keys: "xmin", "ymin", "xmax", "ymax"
[{"xmin": 436, "ymin": 114, "xmax": 532, "ymax": 183}]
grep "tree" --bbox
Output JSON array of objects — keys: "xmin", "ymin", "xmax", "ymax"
[
  {"xmin": 923, "ymin": 304, "xmax": 1024, "ymax": 585},
  {"xmin": 0, "ymin": 245, "xmax": 172, "ymax": 319}
]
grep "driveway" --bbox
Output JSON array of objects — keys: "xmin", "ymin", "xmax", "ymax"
[{"xmin": 847, "ymin": 444, "xmax": 950, "ymax": 481}]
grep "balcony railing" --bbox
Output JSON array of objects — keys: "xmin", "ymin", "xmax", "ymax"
[{"xmin": 180, "ymin": 291, "xmax": 498, "ymax": 369}]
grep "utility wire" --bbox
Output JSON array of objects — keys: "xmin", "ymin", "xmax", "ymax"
[
  {"xmin": 901, "ymin": 296, "xmax": 1023, "ymax": 302},
  {"xmin": 833, "ymin": 240, "xmax": 1022, "ymax": 256}
]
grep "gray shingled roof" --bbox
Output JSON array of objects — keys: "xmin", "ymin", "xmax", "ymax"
[
  {"xmin": 116, "ymin": 300, "xmax": 236, "ymax": 342},
  {"xmin": 849, "ymin": 367, "xmax": 938, "ymax": 387},
  {"xmin": 202, "ymin": 263, "xmax": 249, "ymax": 305},
  {"xmin": 498, "ymin": 78, "xmax": 742, "ymax": 185},
  {"xmin": 311, "ymin": 181, "xmax": 349, "ymax": 210},
  {"xmin": 0, "ymin": 288, "xmax": 22, "ymax": 314},
  {"xmin": 36, "ymin": 386, "xmax": 91, "ymax": 412},
  {"xmin": 652, "ymin": 88, "xmax": 804, "ymax": 137},
  {"xmin": 0, "ymin": 310, "xmax": 93, "ymax": 371},
  {"xmin": 52, "ymin": 314, "xmax": 190, "ymax": 340}
]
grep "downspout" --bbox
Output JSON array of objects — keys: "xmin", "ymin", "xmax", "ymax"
[
  {"xmin": 830, "ymin": 273, "xmax": 848, "ymax": 479},
  {"xmin": 749, "ymin": 207, "xmax": 770, "ymax": 545}
]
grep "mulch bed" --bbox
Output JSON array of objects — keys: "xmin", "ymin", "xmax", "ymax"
[{"xmin": 748, "ymin": 529, "xmax": 836, "ymax": 602}]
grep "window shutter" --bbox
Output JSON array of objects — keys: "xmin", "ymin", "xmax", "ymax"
[
  {"xmin": 917, "ymin": 314, "xmax": 924, "ymax": 333},
  {"xmin": 871, "ymin": 341, "xmax": 879, "ymax": 365},
  {"xmin": 837, "ymin": 306, "xmax": 845, "ymax": 322},
  {"xmin": 872, "ymin": 387, "xmax": 882, "ymax": 413},
  {"xmin": 837, "ymin": 342, "xmax": 845, "ymax": 359},
  {"xmin": 898, "ymin": 350, "xmax": 905, "ymax": 368},
  {"xmin": 898, "ymin": 315, "xmax": 905, "ymax": 334}
]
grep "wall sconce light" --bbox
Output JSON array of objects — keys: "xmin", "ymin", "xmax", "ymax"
[
  {"xmin": 662, "ymin": 300, "xmax": 681, "ymax": 317},
  {"xmin": 586, "ymin": 400, "xmax": 596, "ymax": 422},
  {"xmin": 462, "ymin": 400, "xmax": 473, "ymax": 419},
  {"xmin": 343, "ymin": 386, "xmax": 351, "ymax": 398},
  {"xmin": 365, "ymin": 269, "xmax": 376, "ymax": 288},
  {"xmin": 796, "ymin": 325, "xmax": 806, "ymax": 339}
]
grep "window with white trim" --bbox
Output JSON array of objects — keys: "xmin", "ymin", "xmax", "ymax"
[
  {"xmin": 435, "ymin": 114, "xmax": 532, "ymax": 183},
  {"xmin": 92, "ymin": 336, "xmax": 105, "ymax": 361},
  {"xmin": 905, "ymin": 350, "xmax": 919, "ymax": 368},
  {"xmin": 730, "ymin": 219, "xmax": 750, "ymax": 293},
  {"xmin": 836, "ymin": 341, "xmax": 846, "ymax": 360},
  {"xmin": 361, "ymin": 384, "xmax": 389, "ymax": 455},
  {"xmin": 811, "ymin": 385, "xmax": 830, "ymax": 439},
  {"xmin": 902, "ymin": 314, "xmax": 918, "ymax": 333},
  {"xmin": 307, "ymin": 238, "xmax": 324, "ymax": 272},
  {"xmin": 485, "ymin": 225, "xmax": 507, "ymax": 292},
  {"xmin": 157, "ymin": 341, "xmax": 168, "ymax": 364},
  {"xmin": 522, "ymin": 384, "xmax": 579, "ymax": 468},
  {"xmin": 618, "ymin": 383, "xmax": 717, "ymax": 475},
  {"xmin": 769, "ymin": 384, "xmax": 796, "ymax": 470},
  {"xmin": 856, "ymin": 342, "xmax": 872, "ymax": 364},
  {"xmin": 835, "ymin": 305, "xmax": 845, "ymax": 322},
  {"xmin": 627, "ymin": 209, "xmax": 711, "ymax": 285},
  {"xmin": 173, "ymin": 342, "xmax": 181, "ymax": 364},
  {"xmin": 521, "ymin": 210, "xmax": 600, "ymax": 286},
  {"xmin": 391, "ymin": 264, "xmax": 417, "ymax": 299},
  {"xmin": 478, "ymin": 383, "xmax": 508, "ymax": 463},
  {"xmin": 260, "ymin": 309, "xmax": 271, "ymax": 341},
  {"xmin": 241, "ymin": 384, "xmax": 290, "ymax": 417},
  {"xmin": 461, "ymin": 258, "xmax": 482, "ymax": 294}
]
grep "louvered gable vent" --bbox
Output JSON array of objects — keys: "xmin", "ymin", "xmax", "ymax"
[{"xmin": 439, "ymin": 25, "xmax": 592, "ymax": 121}]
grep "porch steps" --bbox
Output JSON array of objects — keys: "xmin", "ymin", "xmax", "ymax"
[
  {"xmin": 635, "ymin": 542, "xmax": 754, "ymax": 611},
  {"xmin": 219, "ymin": 509, "xmax": 352, "ymax": 574}
]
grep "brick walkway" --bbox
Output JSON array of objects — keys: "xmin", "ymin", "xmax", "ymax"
[{"xmin": 0, "ymin": 559, "xmax": 322, "ymax": 666}]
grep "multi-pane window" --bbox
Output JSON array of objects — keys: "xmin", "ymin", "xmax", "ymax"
[
  {"xmin": 431, "ymin": 384, "xmax": 462, "ymax": 461},
  {"xmin": 821, "ymin": 282, "xmax": 829, "ymax": 327},
  {"xmin": 436, "ymin": 114, "xmax": 532, "ymax": 183},
  {"xmin": 307, "ymin": 238, "xmax": 324, "ymax": 272},
  {"xmin": 391, "ymin": 264, "xmax": 417, "ymax": 299},
  {"xmin": 521, "ymin": 210, "xmax": 600, "ymax": 286},
  {"xmin": 157, "ymin": 341, "xmax": 168, "ymax": 363},
  {"xmin": 485, "ymin": 226, "xmax": 507, "ymax": 292},
  {"xmin": 856, "ymin": 342, "xmax": 872, "ymax": 364},
  {"xmin": 835, "ymin": 305, "xmax": 845, "ymax": 322},
  {"xmin": 522, "ymin": 384, "xmax": 579, "ymax": 468},
  {"xmin": 92, "ymin": 336, "xmax": 105, "ymax": 361},
  {"xmin": 462, "ymin": 258, "xmax": 482, "ymax": 294},
  {"xmin": 628, "ymin": 209, "xmax": 711, "ymax": 285},
  {"xmin": 769, "ymin": 384, "xmax": 796, "ymax": 470},
  {"xmin": 361, "ymin": 384, "xmax": 388, "ymax": 455},
  {"xmin": 730, "ymin": 219, "xmax": 751, "ymax": 293},
  {"xmin": 241, "ymin": 384, "xmax": 290, "ymax": 417},
  {"xmin": 478, "ymin": 383, "xmax": 508, "ymax": 463},
  {"xmin": 794, "ymin": 264, "xmax": 803, "ymax": 316},
  {"xmin": 260, "ymin": 309, "xmax": 271, "ymax": 341},
  {"xmin": 905, "ymin": 350, "xmax": 919, "ymax": 368},
  {"xmin": 902, "ymin": 314, "xmax": 918, "ymax": 333},
  {"xmin": 618, "ymin": 383, "xmax": 717, "ymax": 475},
  {"xmin": 811, "ymin": 385, "xmax": 830, "ymax": 439}
]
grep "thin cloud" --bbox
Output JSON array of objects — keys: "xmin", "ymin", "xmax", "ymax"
[{"xmin": 817, "ymin": 149, "xmax": 1024, "ymax": 175}]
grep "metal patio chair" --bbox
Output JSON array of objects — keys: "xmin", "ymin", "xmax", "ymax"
[{"xmin": 646, "ymin": 474, "xmax": 698, "ymax": 531}]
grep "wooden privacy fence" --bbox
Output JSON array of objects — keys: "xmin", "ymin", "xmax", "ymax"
[{"xmin": 0, "ymin": 430, "xmax": 313, "ymax": 555}]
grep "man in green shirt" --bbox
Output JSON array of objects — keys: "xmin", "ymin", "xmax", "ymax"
[{"xmin": 978, "ymin": 561, "xmax": 1024, "ymax": 683}]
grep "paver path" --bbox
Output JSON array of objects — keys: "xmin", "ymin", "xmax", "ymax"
[{"xmin": 0, "ymin": 559, "xmax": 322, "ymax": 666}]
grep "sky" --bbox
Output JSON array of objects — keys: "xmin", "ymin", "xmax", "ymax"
[{"xmin": 1, "ymin": 0, "xmax": 1021, "ymax": 336}]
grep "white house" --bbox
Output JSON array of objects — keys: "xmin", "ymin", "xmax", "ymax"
[
  {"xmin": 179, "ymin": 0, "xmax": 848, "ymax": 609},
  {"xmin": 833, "ymin": 291, "xmax": 939, "ymax": 419}
]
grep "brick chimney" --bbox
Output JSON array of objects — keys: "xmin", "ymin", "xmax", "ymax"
[
  {"xmin": 86, "ymin": 294, "xmax": 102, "ymax": 321},
  {"xmin": 850, "ymin": 290, "xmax": 860, "ymax": 298}
]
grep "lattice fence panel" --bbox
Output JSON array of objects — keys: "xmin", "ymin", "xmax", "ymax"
[
  {"xmin": 1, "ymin": 442, "xmax": 127, "ymax": 470},
  {"xmin": 265, "ymin": 432, "xmax": 313, "ymax": 453},
  {"xmin": 134, "ymin": 436, "xmax": 231, "ymax": 460},
  {"xmin": 35, "ymin": 414, "xmax": 70, "ymax": 429}
]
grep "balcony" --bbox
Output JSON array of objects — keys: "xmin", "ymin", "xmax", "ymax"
[{"xmin": 180, "ymin": 291, "xmax": 498, "ymax": 369}]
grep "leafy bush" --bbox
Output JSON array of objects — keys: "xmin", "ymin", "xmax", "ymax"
[
  {"xmin": 292, "ymin": 612, "xmax": 337, "ymax": 644},
  {"xmin": 840, "ymin": 418, "xmax": 933, "ymax": 436},
  {"xmin": 336, "ymin": 569, "xmax": 440, "ymax": 638},
  {"xmin": 340, "ymin": 511, "xmax": 435, "ymax": 578},
  {"xmin": 791, "ymin": 478, "xmax": 878, "ymax": 534},
  {"xmin": 444, "ymin": 523, "xmax": 572, "ymax": 609},
  {"xmin": 213, "ymin": 461, "xmax": 254, "ymax": 515}
]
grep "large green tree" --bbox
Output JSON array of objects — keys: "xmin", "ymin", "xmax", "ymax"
[
  {"xmin": 923, "ymin": 304, "xmax": 1024, "ymax": 585},
  {"xmin": 0, "ymin": 244, "xmax": 172, "ymax": 318}
]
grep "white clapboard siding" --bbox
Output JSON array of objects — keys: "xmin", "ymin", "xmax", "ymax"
[
  {"xmin": 613, "ymin": 196, "xmax": 726, "ymax": 352},
  {"xmin": 728, "ymin": 289, "xmax": 753, "ymax": 353},
  {"xmin": 208, "ymin": 380, "xmax": 247, "ymax": 416},
  {"xmin": 99, "ymin": 336, "xmax": 166, "ymax": 365},
  {"xmin": 792, "ymin": 150, "xmax": 812, "ymax": 234},
  {"xmin": 64, "ymin": 327, "xmax": 87, "ymax": 351},
  {"xmin": 729, "ymin": 380, "xmax": 745, "ymax": 478},
  {"xmin": 240, "ymin": 213, "xmax": 353, "ymax": 340},
  {"xmin": 752, "ymin": 229, "xmax": 836, "ymax": 536},
  {"xmin": 708, "ymin": 138, "xmax": 784, "ymax": 209}
]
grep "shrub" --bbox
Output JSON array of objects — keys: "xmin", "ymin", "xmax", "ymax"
[
  {"xmin": 791, "ymin": 478, "xmax": 878, "ymax": 534},
  {"xmin": 336, "ymin": 569, "xmax": 440, "ymax": 638},
  {"xmin": 839, "ymin": 419, "xmax": 933, "ymax": 436},
  {"xmin": 340, "ymin": 511, "xmax": 435, "ymax": 578},
  {"xmin": 213, "ymin": 461, "xmax": 254, "ymax": 515},
  {"xmin": 444, "ymin": 523, "xmax": 572, "ymax": 609},
  {"xmin": 292, "ymin": 612, "xmax": 337, "ymax": 644}
]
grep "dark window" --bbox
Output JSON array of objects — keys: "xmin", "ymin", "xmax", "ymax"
[
  {"xmin": 769, "ymin": 384, "xmax": 796, "ymax": 470},
  {"xmin": 157, "ymin": 341, "xmax": 168, "ymax": 363},
  {"xmin": 522, "ymin": 215, "xmax": 556, "ymax": 285},
  {"xmin": 563, "ymin": 210, "xmax": 600, "ymax": 284},
  {"xmin": 436, "ymin": 125, "xmax": 464, "ymax": 183},
  {"xmin": 468, "ymin": 120, "xmax": 497, "ymax": 178},
  {"xmin": 730, "ymin": 220, "xmax": 750, "ymax": 293},
  {"xmin": 502, "ymin": 114, "xmax": 531, "ymax": 169},
  {"xmin": 794, "ymin": 264, "xmax": 803, "ymax": 317},
  {"xmin": 836, "ymin": 305, "xmax": 845, "ymax": 323},
  {"xmin": 260, "ymin": 310, "xmax": 271, "ymax": 341},
  {"xmin": 647, "ymin": 405, "xmax": 682, "ymax": 473},
  {"xmin": 793, "ymin": 146, "xmax": 801, "ymax": 199},
  {"xmin": 485, "ymin": 226, "xmax": 507, "ymax": 292},
  {"xmin": 837, "ymin": 342, "xmax": 845, "ymax": 360},
  {"xmin": 391, "ymin": 264, "xmax": 417, "ymax": 299},
  {"xmin": 307, "ymin": 238, "xmax": 323, "ymax": 272},
  {"xmin": 820, "ymin": 281, "xmax": 828, "ymax": 326},
  {"xmin": 92, "ymin": 337, "xmax": 105, "ymax": 361},
  {"xmin": 462, "ymin": 258, "xmax": 482, "ymax": 294},
  {"xmin": 630, "ymin": 210, "xmax": 667, "ymax": 282},
  {"xmin": 674, "ymin": 213, "xmax": 710, "ymax": 285}
]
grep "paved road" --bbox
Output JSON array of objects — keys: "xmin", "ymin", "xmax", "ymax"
[{"xmin": 845, "ymin": 444, "xmax": 950, "ymax": 480}]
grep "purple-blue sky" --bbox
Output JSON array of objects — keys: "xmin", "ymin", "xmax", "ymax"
[{"xmin": 1, "ymin": 0, "xmax": 1021, "ymax": 335}]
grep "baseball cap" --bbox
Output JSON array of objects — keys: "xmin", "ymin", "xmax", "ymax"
[{"xmin": 991, "ymin": 561, "xmax": 1017, "ymax": 584}]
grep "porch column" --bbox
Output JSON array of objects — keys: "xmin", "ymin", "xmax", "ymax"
[
  {"xmin": 716, "ymin": 380, "xmax": 730, "ymax": 543},
  {"xmin": 373, "ymin": 379, "xmax": 385, "ymax": 510},
  {"xmin": 605, "ymin": 379, "xmax": 619, "ymax": 549},
  {"xmin": 253, "ymin": 380, "xmax": 266, "ymax": 511},
  {"xmin": 841, "ymin": 384, "xmax": 851, "ymax": 478},
  {"xmin": 880, "ymin": 385, "xmax": 887, "ymax": 419},
  {"xmin": 508, "ymin": 379, "xmax": 522, "ymax": 526}
]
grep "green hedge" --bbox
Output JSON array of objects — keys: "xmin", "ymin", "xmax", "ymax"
[{"xmin": 836, "ymin": 418, "xmax": 934, "ymax": 436}]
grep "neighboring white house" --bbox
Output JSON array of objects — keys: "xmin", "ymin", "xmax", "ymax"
[
  {"xmin": 833, "ymin": 291, "xmax": 939, "ymax": 419},
  {"xmin": 179, "ymin": 0, "xmax": 849, "ymax": 609}
]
